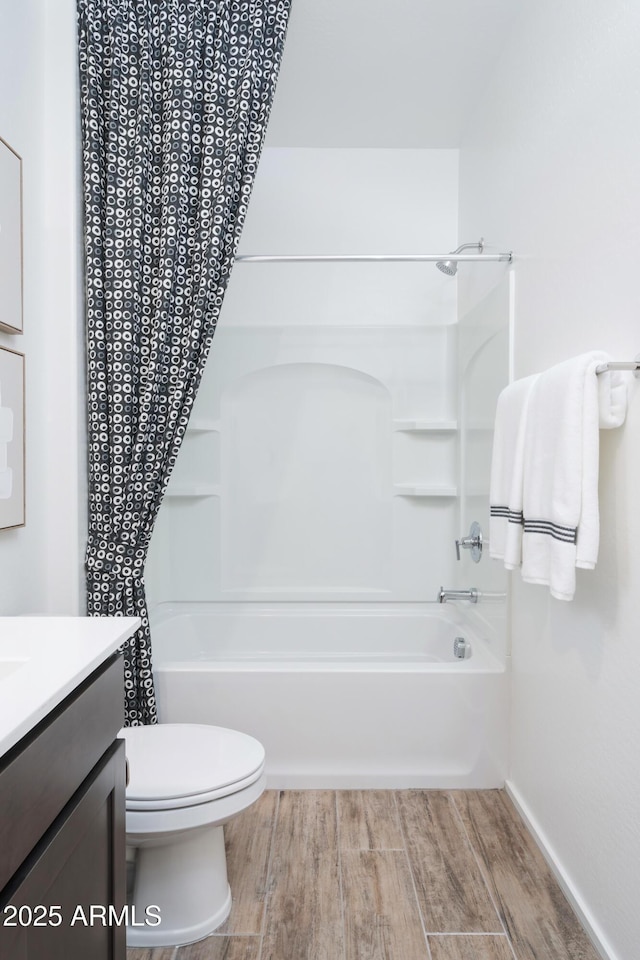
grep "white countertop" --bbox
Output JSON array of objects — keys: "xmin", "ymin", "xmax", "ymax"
[{"xmin": 0, "ymin": 616, "xmax": 140, "ymax": 759}]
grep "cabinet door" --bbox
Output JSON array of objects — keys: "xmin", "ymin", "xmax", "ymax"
[
  {"xmin": 0, "ymin": 655, "xmax": 124, "ymax": 894},
  {"xmin": 0, "ymin": 740, "xmax": 126, "ymax": 960}
]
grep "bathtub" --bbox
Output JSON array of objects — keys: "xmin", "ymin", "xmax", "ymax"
[{"xmin": 151, "ymin": 602, "xmax": 508, "ymax": 789}]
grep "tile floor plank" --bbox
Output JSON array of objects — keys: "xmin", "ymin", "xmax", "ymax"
[
  {"xmin": 337, "ymin": 791, "xmax": 404, "ymax": 851},
  {"xmin": 216, "ymin": 790, "xmax": 278, "ymax": 935},
  {"xmin": 452, "ymin": 791, "xmax": 601, "ymax": 960},
  {"xmin": 397, "ymin": 791, "xmax": 503, "ymax": 934},
  {"xmin": 428, "ymin": 934, "xmax": 515, "ymax": 960},
  {"xmin": 261, "ymin": 791, "xmax": 344, "ymax": 960},
  {"xmin": 176, "ymin": 938, "xmax": 260, "ymax": 960},
  {"xmin": 342, "ymin": 850, "xmax": 429, "ymax": 960}
]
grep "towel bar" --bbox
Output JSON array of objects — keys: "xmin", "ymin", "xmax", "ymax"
[{"xmin": 594, "ymin": 359, "xmax": 640, "ymax": 377}]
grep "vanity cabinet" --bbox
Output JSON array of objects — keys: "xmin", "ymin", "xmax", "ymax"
[{"xmin": 0, "ymin": 655, "xmax": 126, "ymax": 960}]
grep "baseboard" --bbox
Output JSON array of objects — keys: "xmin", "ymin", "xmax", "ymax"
[
  {"xmin": 266, "ymin": 772, "xmax": 506, "ymax": 790},
  {"xmin": 505, "ymin": 780, "xmax": 619, "ymax": 960}
]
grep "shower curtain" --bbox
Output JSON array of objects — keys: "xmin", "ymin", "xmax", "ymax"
[{"xmin": 77, "ymin": 0, "xmax": 291, "ymax": 725}]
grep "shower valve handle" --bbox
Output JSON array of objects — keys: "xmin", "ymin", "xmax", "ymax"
[{"xmin": 455, "ymin": 522, "xmax": 483, "ymax": 563}]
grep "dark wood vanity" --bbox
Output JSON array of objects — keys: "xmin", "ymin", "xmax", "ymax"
[{"xmin": 0, "ymin": 655, "xmax": 126, "ymax": 960}]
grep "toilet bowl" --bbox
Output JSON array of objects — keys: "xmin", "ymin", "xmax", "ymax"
[{"xmin": 121, "ymin": 723, "xmax": 266, "ymax": 947}]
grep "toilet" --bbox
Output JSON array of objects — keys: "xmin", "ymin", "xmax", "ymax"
[{"xmin": 121, "ymin": 723, "xmax": 266, "ymax": 948}]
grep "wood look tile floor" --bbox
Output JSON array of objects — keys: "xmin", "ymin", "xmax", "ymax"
[{"xmin": 127, "ymin": 789, "xmax": 601, "ymax": 960}]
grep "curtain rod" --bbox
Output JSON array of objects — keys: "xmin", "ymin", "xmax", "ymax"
[{"xmin": 234, "ymin": 252, "xmax": 513, "ymax": 263}]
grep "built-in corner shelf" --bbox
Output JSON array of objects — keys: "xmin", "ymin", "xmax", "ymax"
[
  {"xmin": 186, "ymin": 419, "xmax": 220, "ymax": 433},
  {"xmin": 392, "ymin": 419, "xmax": 457, "ymax": 432},
  {"xmin": 393, "ymin": 483, "xmax": 458, "ymax": 498},
  {"xmin": 165, "ymin": 484, "xmax": 221, "ymax": 498}
]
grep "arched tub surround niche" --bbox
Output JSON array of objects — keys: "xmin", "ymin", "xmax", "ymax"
[{"xmin": 222, "ymin": 362, "xmax": 392, "ymax": 594}]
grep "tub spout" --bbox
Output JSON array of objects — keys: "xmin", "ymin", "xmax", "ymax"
[{"xmin": 437, "ymin": 586, "xmax": 478, "ymax": 604}]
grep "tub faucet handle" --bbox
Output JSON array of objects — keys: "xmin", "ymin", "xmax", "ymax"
[{"xmin": 455, "ymin": 521, "xmax": 483, "ymax": 563}]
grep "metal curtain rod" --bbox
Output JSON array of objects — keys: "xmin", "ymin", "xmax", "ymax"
[
  {"xmin": 595, "ymin": 359, "xmax": 640, "ymax": 377},
  {"xmin": 235, "ymin": 252, "xmax": 513, "ymax": 263}
]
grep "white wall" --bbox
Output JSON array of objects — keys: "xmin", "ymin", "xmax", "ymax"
[
  {"xmin": 459, "ymin": 3, "xmax": 640, "ymax": 958},
  {"xmin": 264, "ymin": 0, "xmax": 518, "ymax": 148},
  {"xmin": 227, "ymin": 148, "xmax": 458, "ymax": 326},
  {"xmin": 0, "ymin": 0, "xmax": 84, "ymax": 615}
]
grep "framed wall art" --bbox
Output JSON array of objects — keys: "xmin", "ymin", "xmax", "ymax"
[
  {"xmin": 0, "ymin": 136, "xmax": 23, "ymax": 334},
  {"xmin": 0, "ymin": 346, "xmax": 25, "ymax": 529}
]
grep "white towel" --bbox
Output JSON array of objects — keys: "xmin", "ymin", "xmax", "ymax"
[
  {"xmin": 489, "ymin": 374, "xmax": 539, "ymax": 568},
  {"xmin": 520, "ymin": 352, "xmax": 627, "ymax": 601},
  {"xmin": 598, "ymin": 365, "xmax": 628, "ymax": 428}
]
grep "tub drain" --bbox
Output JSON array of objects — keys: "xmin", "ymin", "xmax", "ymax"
[{"xmin": 453, "ymin": 636, "xmax": 469, "ymax": 659}]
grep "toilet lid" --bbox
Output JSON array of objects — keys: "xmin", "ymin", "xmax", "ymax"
[{"xmin": 121, "ymin": 724, "xmax": 265, "ymax": 807}]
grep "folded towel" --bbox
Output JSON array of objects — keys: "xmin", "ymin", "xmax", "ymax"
[
  {"xmin": 520, "ymin": 352, "xmax": 627, "ymax": 601},
  {"xmin": 489, "ymin": 375, "xmax": 539, "ymax": 567},
  {"xmin": 598, "ymin": 365, "xmax": 628, "ymax": 428},
  {"xmin": 575, "ymin": 364, "xmax": 627, "ymax": 570}
]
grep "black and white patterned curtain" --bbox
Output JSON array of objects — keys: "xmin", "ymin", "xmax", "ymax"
[{"xmin": 77, "ymin": 0, "xmax": 291, "ymax": 725}]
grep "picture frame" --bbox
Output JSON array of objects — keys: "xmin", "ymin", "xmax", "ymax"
[
  {"xmin": 0, "ymin": 136, "xmax": 23, "ymax": 335},
  {"xmin": 0, "ymin": 346, "xmax": 25, "ymax": 529}
]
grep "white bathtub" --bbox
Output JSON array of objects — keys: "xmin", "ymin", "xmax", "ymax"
[{"xmin": 151, "ymin": 602, "xmax": 508, "ymax": 789}]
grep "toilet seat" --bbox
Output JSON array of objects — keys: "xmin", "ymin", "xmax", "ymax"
[{"xmin": 121, "ymin": 723, "xmax": 265, "ymax": 811}]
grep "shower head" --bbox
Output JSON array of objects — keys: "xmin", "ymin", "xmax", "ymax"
[
  {"xmin": 436, "ymin": 239, "xmax": 484, "ymax": 276},
  {"xmin": 435, "ymin": 258, "xmax": 458, "ymax": 276}
]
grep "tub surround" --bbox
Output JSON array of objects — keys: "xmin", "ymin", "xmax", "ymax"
[{"xmin": 0, "ymin": 616, "xmax": 140, "ymax": 758}]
